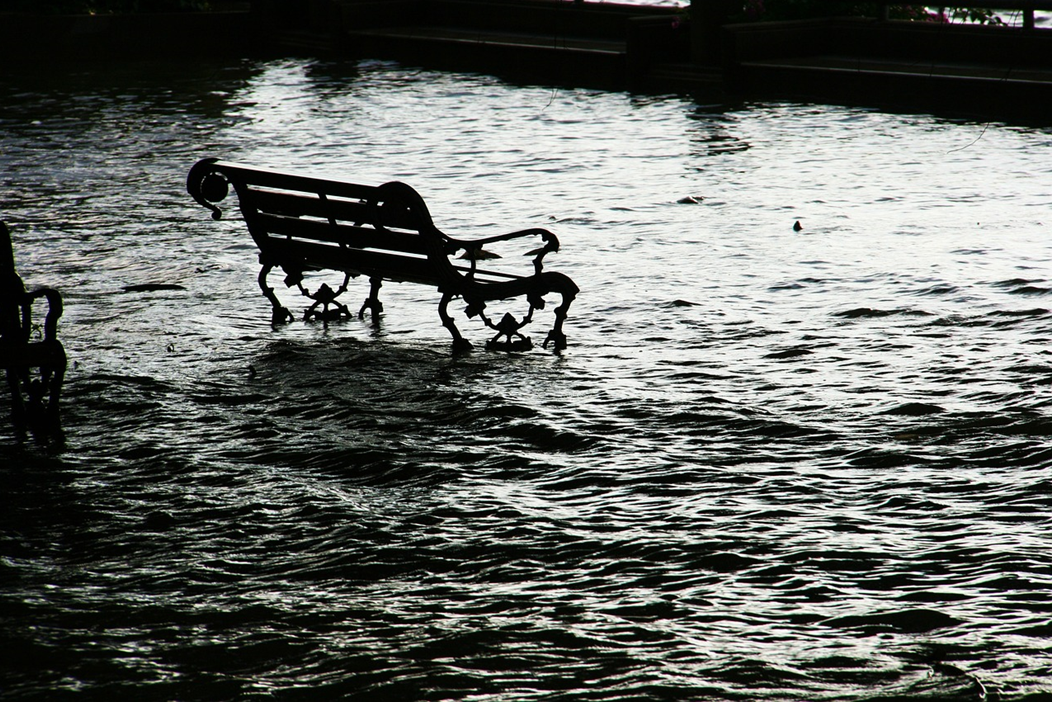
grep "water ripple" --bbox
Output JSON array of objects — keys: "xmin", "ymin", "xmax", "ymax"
[{"xmin": 3, "ymin": 57, "xmax": 1052, "ymax": 702}]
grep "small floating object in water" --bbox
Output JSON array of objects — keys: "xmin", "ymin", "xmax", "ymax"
[
  {"xmin": 793, "ymin": 220, "xmax": 803, "ymax": 232},
  {"xmin": 677, "ymin": 196, "xmax": 703, "ymax": 204},
  {"xmin": 765, "ymin": 347, "xmax": 812, "ymax": 359},
  {"xmin": 144, "ymin": 511, "xmax": 177, "ymax": 531},
  {"xmin": 883, "ymin": 402, "xmax": 945, "ymax": 416},
  {"xmin": 122, "ymin": 283, "xmax": 186, "ymax": 293}
]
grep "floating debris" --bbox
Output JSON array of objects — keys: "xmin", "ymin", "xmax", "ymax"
[{"xmin": 122, "ymin": 283, "xmax": 186, "ymax": 293}]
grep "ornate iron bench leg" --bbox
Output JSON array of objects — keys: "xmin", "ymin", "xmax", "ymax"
[
  {"xmin": 25, "ymin": 364, "xmax": 62, "ymax": 429},
  {"xmin": 543, "ymin": 289, "xmax": 577, "ymax": 352},
  {"xmin": 5, "ymin": 356, "xmax": 63, "ymax": 434},
  {"xmin": 5, "ymin": 368, "xmax": 27, "ymax": 430},
  {"xmin": 258, "ymin": 262, "xmax": 293, "ymax": 325},
  {"xmin": 46, "ymin": 362, "xmax": 64, "ymax": 428},
  {"xmin": 358, "ymin": 277, "xmax": 384, "ymax": 323},
  {"xmin": 438, "ymin": 291, "xmax": 473, "ymax": 355}
]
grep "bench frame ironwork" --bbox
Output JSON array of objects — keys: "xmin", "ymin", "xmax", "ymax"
[
  {"xmin": 0, "ymin": 221, "xmax": 65, "ymax": 435},
  {"xmin": 187, "ymin": 158, "xmax": 578, "ymax": 354}
]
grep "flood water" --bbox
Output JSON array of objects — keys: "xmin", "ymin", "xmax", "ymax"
[{"xmin": 2, "ymin": 56, "xmax": 1051, "ymax": 700}]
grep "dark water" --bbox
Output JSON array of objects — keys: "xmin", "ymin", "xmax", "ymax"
[{"xmin": 2, "ymin": 57, "xmax": 1052, "ymax": 700}]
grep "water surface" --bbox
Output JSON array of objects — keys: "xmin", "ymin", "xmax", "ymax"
[{"xmin": 2, "ymin": 57, "xmax": 1051, "ymax": 700}]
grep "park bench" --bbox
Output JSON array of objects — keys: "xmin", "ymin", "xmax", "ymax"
[
  {"xmin": 0, "ymin": 221, "xmax": 66, "ymax": 434},
  {"xmin": 187, "ymin": 158, "xmax": 578, "ymax": 353}
]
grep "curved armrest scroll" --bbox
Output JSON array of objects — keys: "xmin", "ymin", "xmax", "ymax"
[
  {"xmin": 447, "ymin": 228, "xmax": 560, "ymax": 275},
  {"xmin": 187, "ymin": 157, "xmax": 227, "ymax": 221},
  {"xmin": 23, "ymin": 287, "xmax": 63, "ymax": 342}
]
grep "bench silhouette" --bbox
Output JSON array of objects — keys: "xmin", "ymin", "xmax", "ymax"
[
  {"xmin": 187, "ymin": 158, "xmax": 578, "ymax": 354},
  {"xmin": 1, "ymin": 221, "xmax": 65, "ymax": 434}
]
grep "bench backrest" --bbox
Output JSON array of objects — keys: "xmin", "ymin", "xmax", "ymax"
[
  {"xmin": 187, "ymin": 159, "xmax": 460, "ymax": 288},
  {"xmin": 0, "ymin": 221, "xmax": 27, "ymax": 343}
]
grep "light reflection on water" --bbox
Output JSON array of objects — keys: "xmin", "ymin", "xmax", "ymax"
[{"xmin": 2, "ymin": 57, "xmax": 1052, "ymax": 700}]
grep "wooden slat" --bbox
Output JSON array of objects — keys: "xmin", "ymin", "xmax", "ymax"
[
  {"xmin": 246, "ymin": 189, "xmax": 373, "ymax": 223},
  {"xmin": 452, "ymin": 266, "xmax": 521, "ymax": 282},
  {"xmin": 242, "ymin": 186, "xmax": 429, "ymax": 233},
  {"xmin": 254, "ymin": 213, "xmax": 430, "ymax": 256},
  {"xmin": 221, "ymin": 163, "xmax": 378, "ymax": 201},
  {"xmin": 267, "ymin": 238, "xmax": 446, "ymax": 287}
]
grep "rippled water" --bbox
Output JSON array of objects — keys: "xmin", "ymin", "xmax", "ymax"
[{"xmin": 2, "ymin": 57, "xmax": 1052, "ymax": 700}]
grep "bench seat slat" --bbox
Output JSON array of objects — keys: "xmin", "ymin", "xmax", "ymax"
[
  {"xmin": 233, "ymin": 167, "xmax": 377, "ymax": 202},
  {"xmin": 245, "ymin": 188, "xmax": 375, "ymax": 223},
  {"xmin": 254, "ymin": 213, "xmax": 429, "ymax": 256},
  {"xmin": 245, "ymin": 187, "xmax": 425, "ymax": 232},
  {"xmin": 268, "ymin": 238, "xmax": 443, "ymax": 287},
  {"xmin": 269, "ymin": 238, "xmax": 525, "ymax": 288}
]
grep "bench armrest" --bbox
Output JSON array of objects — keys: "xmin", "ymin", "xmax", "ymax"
[
  {"xmin": 21, "ymin": 287, "xmax": 63, "ymax": 343},
  {"xmin": 448, "ymin": 227, "xmax": 560, "ymax": 275}
]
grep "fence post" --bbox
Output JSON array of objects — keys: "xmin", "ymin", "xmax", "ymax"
[{"xmin": 692, "ymin": 0, "xmax": 734, "ymax": 64}]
